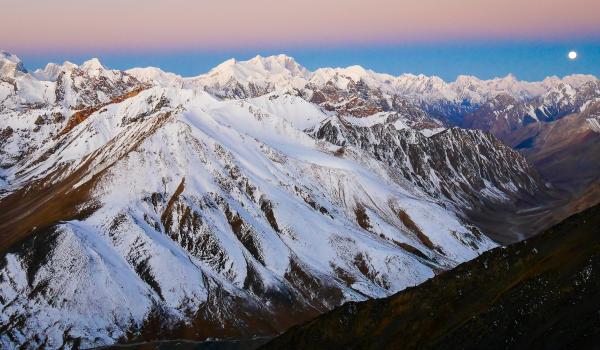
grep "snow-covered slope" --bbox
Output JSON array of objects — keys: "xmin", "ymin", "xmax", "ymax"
[
  {"xmin": 313, "ymin": 118, "xmax": 541, "ymax": 208},
  {"xmin": 0, "ymin": 51, "xmax": 583, "ymax": 349},
  {"xmin": 0, "ymin": 83, "xmax": 497, "ymax": 348},
  {"xmin": 245, "ymin": 92, "xmax": 330, "ymax": 130},
  {"xmin": 126, "ymin": 66, "xmax": 184, "ymax": 88}
]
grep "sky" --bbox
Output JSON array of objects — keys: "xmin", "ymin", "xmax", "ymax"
[{"xmin": 2, "ymin": 0, "xmax": 600, "ymax": 80}]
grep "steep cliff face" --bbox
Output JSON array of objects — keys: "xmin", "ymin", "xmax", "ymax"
[{"xmin": 313, "ymin": 118, "xmax": 542, "ymax": 207}]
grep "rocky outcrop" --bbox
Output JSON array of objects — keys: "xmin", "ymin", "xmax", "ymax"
[{"xmin": 313, "ymin": 117, "xmax": 544, "ymax": 207}]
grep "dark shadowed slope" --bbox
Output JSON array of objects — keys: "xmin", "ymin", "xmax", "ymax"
[{"xmin": 262, "ymin": 204, "xmax": 600, "ymax": 350}]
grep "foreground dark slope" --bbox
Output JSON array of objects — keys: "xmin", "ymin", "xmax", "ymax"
[{"xmin": 263, "ymin": 204, "xmax": 600, "ymax": 350}]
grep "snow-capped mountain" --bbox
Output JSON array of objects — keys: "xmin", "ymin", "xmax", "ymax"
[
  {"xmin": 184, "ymin": 54, "xmax": 311, "ymax": 99},
  {"xmin": 0, "ymin": 52, "xmax": 593, "ymax": 349},
  {"xmin": 462, "ymin": 79, "xmax": 600, "ymax": 142},
  {"xmin": 0, "ymin": 50, "xmax": 28, "ymax": 77},
  {"xmin": 510, "ymin": 97, "xmax": 600, "ymax": 195},
  {"xmin": 128, "ymin": 55, "xmax": 598, "ymax": 126}
]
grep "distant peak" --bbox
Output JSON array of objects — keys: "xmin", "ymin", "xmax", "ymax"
[
  {"xmin": 249, "ymin": 54, "xmax": 265, "ymax": 62},
  {"xmin": 222, "ymin": 58, "xmax": 237, "ymax": 65},
  {"xmin": 206, "ymin": 54, "xmax": 308, "ymax": 80},
  {"xmin": 561, "ymin": 74, "xmax": 598, "ymax": 88},
  {"xmin": 275, "ymin": 53, "xmax": 293, "ymax": 59},
  {"xmin": 81, "ymin": 57, "xmax": 105, "ymax": 71},
  {"xmin": 454, "ymin": 75, "xmax": 481, "ymax": 83},
  {"xmin": 542, "ymin": 75, "xmax": 561, "ymax": 83},
  {"xmin": 63, "ymin": 61, "xmax": 78, "ymax": 70},
  {"xmin": 0, "ymin": 50, "xmax": 21, "ymax": 64},
  {"xmin": 500, "ymin": 73, "xmax": 518, "ymax": 81},
  {"xmin": 215, "ymin": 55, "xmax": 302, "ymax": 70},
  {"xmin": 344, "ymin": 65, "xmax": 368, "ymax": 74},
  {"xmin": 248, "ymin": 54, "xmax": 303, "ymax": 71},
  {"xmin": 250, "ymin": 53, "xmax": 295, "ymax": 62},
  {"xmin": 208, "ymin": 58, "xmax": 237, "ymax": 74},
  {"xmin": 0, "ymin": 50, "xmax": 27, "ymax": 75},
  {"xmin": 33, "ymin": 61, "xmax": 79, "ymax": 81}
]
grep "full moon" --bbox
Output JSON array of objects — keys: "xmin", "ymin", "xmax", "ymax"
[{"xmin": 568, "ymin": 51, "xmax": 577, "ymax": 60}]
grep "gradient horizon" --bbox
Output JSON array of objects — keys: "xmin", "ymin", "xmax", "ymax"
[
  {"xmin": 12, "ymin": 41, "xmax": 600, "ymax": 82},
  {"xmin": 3, "ymin": 0, "xmax": 599, "ymax": 51},
  {"xmin": 3, "ymin": 0, "xmax": 599, "ymax": 81}
]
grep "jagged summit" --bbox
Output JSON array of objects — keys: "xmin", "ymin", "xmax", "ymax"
[
  {"xmin": 80, "ymin": 57, "xmax": 104, "ymax": 72},
  {"xmin": 31, "ymin": 57, "xmax": 113, "ymax": 82},
  {"xmin": 561, "ymin": 74, "xmax": 599, "ymax": 88},
  {"xmin": 33, "ymin": 61, "xmax": 78, "ymax": 81},
  {"xmin": 248, "ymin": 54, "xmax": 307, "ymax": 74},
  {"xmin": 3, "ymin": 49, "xmax": 598, "ymax": 91},
  {"xmin": 310, "ymin": 65, "xmax": 387, "ymax": 88},
  {"xmin": 126, "ymin": 66, "xmax": 183, "ymax": 87},
  {"xmin": 187, "ymin": 54, "xmax": 311, "ymax": 98},
  {"xmin": 203, "ymin": 53, "xmax": 309, "ymax": 80},
  {"xmin": 183, "ymin": 54, "xmax": 599, "ymax": 107},
  {"xmin": 0, "ymin": 50, "xmax": 27, "ymax": 76}
]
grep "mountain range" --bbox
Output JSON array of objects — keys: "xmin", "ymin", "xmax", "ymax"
[{"xmin": 0, "ymin": 50, "xmax": 598, "ymax": 349}]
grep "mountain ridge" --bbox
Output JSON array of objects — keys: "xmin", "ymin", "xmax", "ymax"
[
  {"xmin": 5, "ymin": 51, "xmax": 594, "ymax": 100},
  {"xmin": 0, "ymin": 49, "xmax": 597, "ymax": 349},
  {"xmin": 262, "ymin": 203, "xmax": 600, "ymax": 349}
]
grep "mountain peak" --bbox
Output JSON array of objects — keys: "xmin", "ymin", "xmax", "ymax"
[
  {"xmin": 32, "ymin": 58, "xmax": 107, "ymax": 81},
  {"xmin": 0, "ymin": 50, "xmax": 27, "ymax": 76},
  {"xmin": 201, "ymin": 54, "xmax": 309, "ymax": 86},
  {"xmin": 491, "ymin": 73, "xmax": 518, "ymax": 84},
  {"xmin": 246, "ymin": 54, "xmax": 306, "ymax": 75},
  {"xmin": 81, "ymin": 57, "xmax": 105, "ymax": 72},
  {"xmin": 33, "ymin": 61, "xmax": 78, "ymax": 81},
  {"xmin": 561, "ymin": 74, "xmax": 598, "ymax": 88},
  {"xmin": 249, "ymin": 53, "xmax": 295, "ymax": 63},
  {"xmin": 343, "ymin": 65, "xmax": 369, "ymax": 76},
  {"xmin": 454, "ymin": 75, "xmax": 482, "ymax": 84},
  {"xmin": 220, "ymin": 57, "xmax": 237, "ymax": 66}
]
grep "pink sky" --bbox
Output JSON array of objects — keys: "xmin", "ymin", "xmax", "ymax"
[{"xmin": 2, "ymin": 0, "xmax": 600, "ymax": 52}]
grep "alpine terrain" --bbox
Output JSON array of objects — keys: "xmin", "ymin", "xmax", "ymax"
[
  {"xmin": 264, "ymin": 204, "xmax": 600, "ymax": 350},
  {"xmin": 0, "ymin": 51, "xmax": 597, "ymax": 349}
]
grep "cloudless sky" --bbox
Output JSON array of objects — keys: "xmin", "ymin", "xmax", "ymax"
[
  {"xmin": 2, "ymin": 0, "xmax": 600, "ymax": 81},
  {"xmin": 16, "ymin": 41, "xmax": 600, "ymax": 81}
]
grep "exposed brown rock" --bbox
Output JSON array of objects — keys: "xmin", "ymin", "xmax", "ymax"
[
  {"xmin": 57, "ymin": 87, "xmax": 146, "ymax": 137},
  {"xmin": 160, "ymin": 177, "xmax": 186, "ymax": 231},
  {"xmin": 354, "ymin": 204, "xmax": 372, "ymax": 231}
]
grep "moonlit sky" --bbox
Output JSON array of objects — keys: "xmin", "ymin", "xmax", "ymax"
[{"xmin": 2, "ymin": 0, "xmax": 599, "ymax": 80}]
